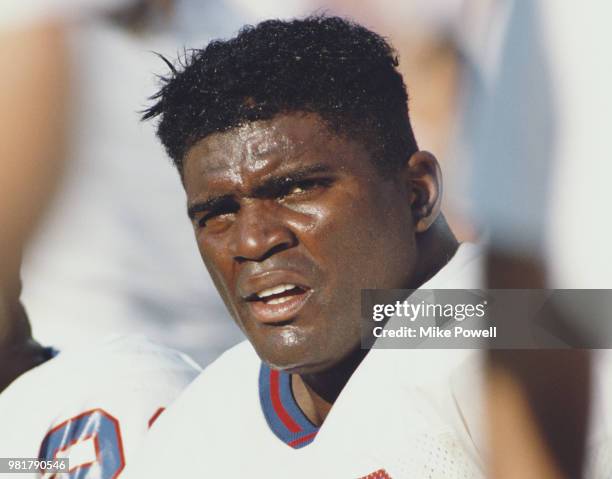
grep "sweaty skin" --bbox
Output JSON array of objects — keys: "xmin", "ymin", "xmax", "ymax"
[{"xmin": 183, "ymin": 112, "xmax": 457, "ymax": 424}]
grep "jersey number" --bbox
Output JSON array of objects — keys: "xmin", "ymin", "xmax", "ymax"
[{"xmin": 39, "ymin": 408, "xmax": 125, "ymax": 479}]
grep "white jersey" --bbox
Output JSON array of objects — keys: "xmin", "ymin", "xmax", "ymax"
[
  {"xmin": 128, "ymin": 244, "xmax": 485, "ymax": 478},
  {"xmin": 0, "ymin": 335, "xmax": 200, "ymax": 478}
]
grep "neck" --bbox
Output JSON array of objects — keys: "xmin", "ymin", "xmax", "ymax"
[
  {"xmin": 292, "ymin": 347, "xmax": 368, "ymax": 426},
  {"xmin": 0, "ymin": 298, "xmax": 46, "ymax": 393},
  {"xmin": 411, "ymin": 214, "xmax": 459, "ymax": 288},
  {"xmin": 291, "ymin": 214, "xmax": 459, "ymax": 425}
]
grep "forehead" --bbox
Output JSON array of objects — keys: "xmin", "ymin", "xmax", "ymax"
[{"xmin": 182, "ymin": 113, "xmax": 368, "ymax": 184}]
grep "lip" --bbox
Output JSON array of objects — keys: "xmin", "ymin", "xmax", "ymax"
[{"xmin": 238, "ymin": 270, "xmax": 313, "ymax": 325}]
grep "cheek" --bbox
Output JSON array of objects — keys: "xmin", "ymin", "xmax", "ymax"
[
  {"xmin": 196, "ymin": 235, "xmax": 236, "ymax": 304},
  {"xmin": 300, "ymin": 190, "xmax": 414, "ymax": 288}
]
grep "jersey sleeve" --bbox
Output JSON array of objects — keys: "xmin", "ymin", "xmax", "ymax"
[{"xmin": 36, "ymin": 336, "xmax": 200, "ymax": 478}]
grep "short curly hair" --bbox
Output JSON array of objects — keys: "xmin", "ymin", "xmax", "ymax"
[{"xmin": 143, "ymin": 15, "xmax": 418, "ymax": 176}]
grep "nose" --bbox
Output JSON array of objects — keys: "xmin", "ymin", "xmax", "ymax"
[{"xmin": 230, "ymin": 200, "xmax": 297, "ymax": 263}]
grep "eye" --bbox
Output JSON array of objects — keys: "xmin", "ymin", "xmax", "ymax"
[
  {"xmin": 288, "ymin": 184, "xmax": 307, "ymax": 195},
  {"xmin": 197, "ymin": 203, "xmax": 239, "ymax": 230},
  {"xmin": 199, "ymin": 212, "xmax": 231, "ymax": 228},
  {"xmin": 281, "ymin": 179, "xmax": 332, "ymax": 200},
  {"xmin": 196, "ymin": 212, "xmax": 234, "ymax": 234}
]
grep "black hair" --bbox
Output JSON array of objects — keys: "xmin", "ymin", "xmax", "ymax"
[{"xmin": 143, "ymin": 15, "xmax": 418, "ymax": 176}]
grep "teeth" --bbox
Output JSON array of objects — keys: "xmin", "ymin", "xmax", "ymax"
[
  {"xmin": 256, "ymin": 284, "xmax": 296, "ymax": 299},
  {"xmin": 267, "ymin": 296, "xmax": 293, "ymax": 305}
]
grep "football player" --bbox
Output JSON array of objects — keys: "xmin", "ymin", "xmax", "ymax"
[
  {"xmin": 0, "ymin": 257, "xmax": 200, "ymax": 478},
  {"xmin": 129, "ymin": 16, "xmax": 484, "ymax": 478}
]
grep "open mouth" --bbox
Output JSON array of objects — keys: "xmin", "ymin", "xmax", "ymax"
[
  {"xmin": 245, "ymin": 283, "xmax": 312, "ymax": 324},
  {"xmin": 247, "ymin": 284, "xmax": 308, "ymax": 304}
]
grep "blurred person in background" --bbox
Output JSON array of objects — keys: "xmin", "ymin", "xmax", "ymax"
[
  {"xmin": 0, "ymin": 10, "xmax": 69, "ymax": 326},
  {"xmin": 461, "ymin": 0, "xmax": 612, "ymax": 477},
  {"xmin": 1, "ymin": 256, "xmax": 200, "ymax": 478},
  {"xmin": 0, "ymin": 2, "xmax": 200, "ymax": 476},
  {"xmin": 19, "ymin": 0, "xmax": 246, "ymax": 367}
]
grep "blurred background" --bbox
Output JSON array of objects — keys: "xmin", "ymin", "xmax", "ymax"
[{"xmin": 1, "ymin": 0, "xmax": 611, "ymax": 477}]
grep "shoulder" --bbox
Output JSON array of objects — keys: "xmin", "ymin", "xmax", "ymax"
[
  {"xmin": 0, "ymin": 335, "xmax": 201, "ymax": 432},
  {"xmin": 195, "ymin": 338, "xmax": 258, "ymax": 377},
  {"xmin": 144, "ymin": 340, "xmax": 258, "ymax": 434},
  {"xmin": 123, "ymin": 341, "xmax": 261, "ymax": 478},
  {"xmin": 13, "ymin": 335, "xmax": 201, "ymax": 417},
  {"xmin": 4, "ymin": 335, "xmax": 199, "ymax": 396},
  {"xmin": 155, "ymin": 340, "xmax": 258, "ymax": 413},
  {"xmin": 49, "ymin": 334, "xmax": 201, "ymax": 389},
  {"xmin": 0, "ymin": 335, "xmax": 201, "ymax": 474}
]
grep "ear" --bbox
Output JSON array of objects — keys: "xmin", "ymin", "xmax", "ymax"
[{"xmin": 402, "ymin": 151, "xmax": 443, "ymax": 233}]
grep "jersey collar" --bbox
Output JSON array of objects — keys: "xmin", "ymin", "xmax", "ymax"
[{"xmin": 259, "ymin": 363, "xmax": 319, "ymax": 449}]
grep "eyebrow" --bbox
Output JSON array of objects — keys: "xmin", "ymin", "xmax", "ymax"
[
  {"xmin": 187, "ymin": 163, "xmax": 333, "ymax": 219},
  {"xmin": 252, "ymin": 163, "xmax": 333, "ymax": 197},
  {"xmin": 187, "ymin": 195, "xmax": 234, "ymax": 219}
]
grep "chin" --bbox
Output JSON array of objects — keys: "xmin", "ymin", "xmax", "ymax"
[
  {"xmin": 251, "ymin": 323, "xmax": 348, "ymax": 374},
  {"xmin": 261, "ymin": 346, "xmax": 341, "ymax": 375}
]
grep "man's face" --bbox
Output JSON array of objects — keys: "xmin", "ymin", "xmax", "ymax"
[{"xmin": 183, "ymin": 113, "xmax": 419, "ymax": 373}]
